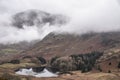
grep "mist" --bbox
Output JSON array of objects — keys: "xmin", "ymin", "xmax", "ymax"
[{"xmin": 0, "ymin": 0, "xmax": 120, "ymax": 44}]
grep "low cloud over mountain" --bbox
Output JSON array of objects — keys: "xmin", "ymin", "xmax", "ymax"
[
  {"xmin": 12, "ymin": 10, "xmax": 68, "ymax": 28},
  {"xmin": 0, "ymin": 0, "xmax": 120, "ymax": 44}
]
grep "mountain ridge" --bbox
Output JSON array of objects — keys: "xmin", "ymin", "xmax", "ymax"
[{"xmin": 24, "ymin": 31, "xmax": 120, "ymax": 60}]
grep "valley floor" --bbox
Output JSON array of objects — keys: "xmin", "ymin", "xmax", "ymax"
[
  {"xmin": 0, "ymin": 63, "xmax": 119, "ymax": 80},
  {"xmin": 30, "ymin": 71, "xmax": 120, "ymax": 80}
]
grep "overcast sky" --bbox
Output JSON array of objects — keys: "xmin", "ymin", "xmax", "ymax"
[{"xmin": 0, "ymin": 0, "xmax": 120, "ymax": 44}]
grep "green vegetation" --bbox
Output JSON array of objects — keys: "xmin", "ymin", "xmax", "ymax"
[
  {"xmin": 97, "ymin": 65, "xmax": 102, "ymax": 72},
  {"xmin": 0, "ymin": 63, "xmax": 37, "ymax": 69},
  {"xmin": 71, "ymin": 51, "xmax": 103, "ymax": 73},
  {"xmin": 50, "ymin": 56, "xmax": 77, "ymax": 72},
  {"xmin": 0, "ymin": 49, "xmax": 18, "ymax": 54},
  {"xmin": 50, "ymin": 56, "xmax": 60, "ymax": 65},
  {"xmin": 50, "ymin": 51, "xmax": 103, "ymax": 73}
]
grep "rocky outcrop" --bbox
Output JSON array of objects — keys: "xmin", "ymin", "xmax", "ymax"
[{"xmin": 95, "ymin": 49, "xmax": 120, "ymax": 73}]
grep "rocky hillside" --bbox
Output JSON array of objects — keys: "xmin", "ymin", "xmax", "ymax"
[
  {"xmin": 0, "ymin": 31, "xmax": 120, "ymax": 80},
  {"xmin": 1, "ymin": 31, "xmax": 120, "ymax": 66},
  {"xmin": 21, "ymin": 31, "xmax": 120, "ymax": 73},
  {"xmin": 96, "ymin": 49, "xmax": 120, "ymax": 73},
  {"xmin": 0, "ymin": 40, "xmax": 38, "ymax": 55},
  {"xmin": 25, "ymin": 31, "xmax": 120, "ymax": 59}
]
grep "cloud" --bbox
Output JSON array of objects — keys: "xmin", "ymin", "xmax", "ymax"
[{"xmin": 0, "ymin": 0, "xmax": 120, "ymax": 43}]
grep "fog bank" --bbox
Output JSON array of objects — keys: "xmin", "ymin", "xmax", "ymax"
[{"xmin": 0, "ymin": 0, "xmax": 120, "ymax": 43}]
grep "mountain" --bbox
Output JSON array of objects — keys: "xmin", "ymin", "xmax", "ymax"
[
  {"xmin": 24, "ymin": 31, "xmax": 120, "ymax": 59},
  {"xmin": 12, "ymin": 9, "xmax": 68, "ymax": 28},
  {"xmin": 1, "ymin": 31, "xmax": 120, "ymax": 63},
  {"xmin": 0, "ymin": 40, "xmax": 39, "ymax": 64},
  {"xmin": 23, "ymin": 31, "xmax": 120, "ymax": 73},
  {"xmin": 0, "ymin": 31, "xmax": 120, "ymax": 79}
]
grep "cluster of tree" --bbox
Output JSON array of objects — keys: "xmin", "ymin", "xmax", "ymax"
[
  {"xmin": 70, "ymin": 51, "xmax": 103, "ymax": 73},
  {"xmin": 50, "ymin": 51, "xmax": 103, "ymax": 73},
  {"xmin": 50, "ymin": 56, "xmax": 77, "ymax": 72}
]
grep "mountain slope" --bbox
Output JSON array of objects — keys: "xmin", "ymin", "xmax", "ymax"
[{"xmin": 25, "ymin": 31, "xmax": 120, "ymax": 59}]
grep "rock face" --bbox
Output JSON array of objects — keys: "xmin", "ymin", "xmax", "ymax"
[{"xmin": 12, "ymin": 10, "xmax": 68, "ymax": 28}]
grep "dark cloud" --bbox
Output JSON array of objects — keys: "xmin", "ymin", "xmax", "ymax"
[{"xmin": 12, "ymin": 10, "xmax": 68, "ymax": 28}]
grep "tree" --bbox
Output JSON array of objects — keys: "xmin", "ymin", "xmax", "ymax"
[
  {"xmin": 118, "ymin": 62, "xmax": 120, "ymax": 68},
  {"xmin": 81, "ymin": 65, "xmax": 86, "ymax": 73},
  {"xmin": 50, "ymin": 56, "xmax": 59, "ymax": 65},
  {"xmin": 97, "ymin": 65, "xmax": 102, "ymax": 72}
]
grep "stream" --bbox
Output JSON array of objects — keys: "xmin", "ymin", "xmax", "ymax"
[{"xmin": 16, "ymin": 68, "xmax": 58, "ymax": 77}]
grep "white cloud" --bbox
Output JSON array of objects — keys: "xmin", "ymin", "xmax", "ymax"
[{"xmin": 0, "ymin": 0, "xmax": 120, "ymax": 43}]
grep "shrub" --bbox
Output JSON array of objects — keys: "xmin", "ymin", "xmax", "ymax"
[
  {"xmin": 9, "ymin": 60, "xmax": 20, "ymax": 64},
  {"xmin": 118, "ymin": 62, "xmax": 120, "ymax": 68},
  {"xmin": 109, "ymin": 62, "xmax": 112, "ymax": 66},
  {"xmin": 50, "ymin": 56, "xmax": 59, "ymax": 65},
  {"xmin": 97, "ymin": 65, "xmax": 102, "ymax": 72},
  {"xmin": 46, "ymin": 67, "xmax": 60, "ymax": 73},
  {"xmin": 108, "ymin": 70, "xmax": 111, "ymax": 73},
  {"xmin": 37, "ymin": 57, "xmax": 46, "ymax": 64},
  {"xmin": 32, "ymin": 67, "xmax": 45, "ymax": 73}
]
